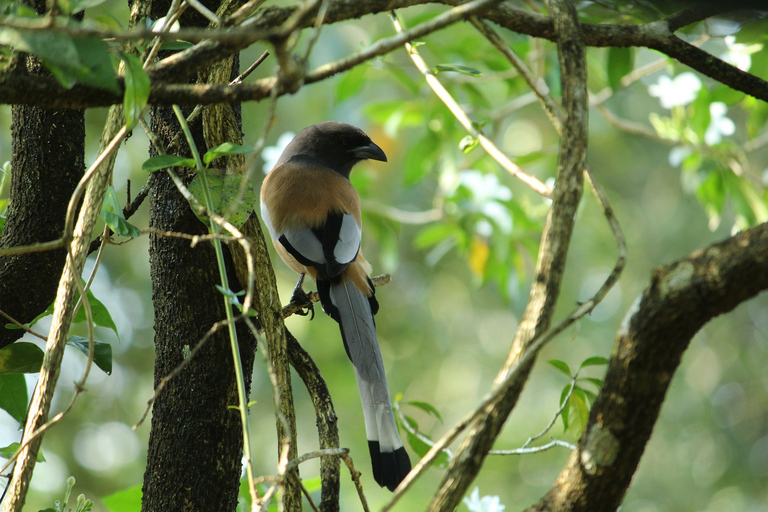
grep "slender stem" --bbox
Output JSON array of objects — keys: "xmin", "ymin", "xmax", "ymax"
[{"xmin": 172, "ymin": 105, "xmax": 257, "ymax": 502}]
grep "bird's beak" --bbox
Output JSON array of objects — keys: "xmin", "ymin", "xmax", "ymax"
[{"xmin": 351, "ymin": 141, "xmax": 387, "ymax": 162}]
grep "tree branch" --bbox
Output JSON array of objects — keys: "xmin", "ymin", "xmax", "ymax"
[
  {"xmin": 527, "ymin": 221, "xmax": 768, "ymax": 511},
  {"xmin": 424, "ymin": 0, "xmax": 587, "ymax": 509},
  {"xmin": 3, "ymin": 1, "xmax": 766, "ymax": 109}
]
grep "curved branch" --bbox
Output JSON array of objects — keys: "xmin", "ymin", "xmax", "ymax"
[
  {"xmin": 528, "ymin": 221, "xmax": 768, "ymax": 511},
  {"xmin": 424, "ymin": 0, "xmax": 587, "ymax": 510}
]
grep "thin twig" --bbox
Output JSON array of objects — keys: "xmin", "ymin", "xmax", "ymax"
[
  {"xmin": 390, "ymin": 10, "xmax": 553, "ymax": 199},
  {"xmin": 0, "ymin": 309, "xmax": 48, "ymax": 341},
  {"xmin": 231, "ymin": 50, "xmax": 270, "ymax": 84},
  {"xmin": 489, "ymin": 437, "xmax": 576, "ymax": 455},
  {"xmin": 185, "ymin": 0, "xmax": 221, "ymax": 25}
]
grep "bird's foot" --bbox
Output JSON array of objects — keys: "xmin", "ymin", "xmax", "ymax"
[{"xmin": 291, "ymin": 274, "xmax": 315, "ymax": 319}]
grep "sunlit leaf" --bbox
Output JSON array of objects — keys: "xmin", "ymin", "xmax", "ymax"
[
  {"xmin": 402, "ymin": 415, "xmax": 450, "ymax": 468},
  {"xmin": 579, "ymin": 356, "xmax": 609, "ymax": 369},
  {"xmin": 102, "ymin": 484, "xmax": 142, "ymax": 512},
  {"xmin": 402, "ymin": 400, "xmax": 443, "ymax": 423},
  {"xmin": 695, "ymin": 169, "xmax": 726, "ymax": 231},
  {"xmin": 433, "ymin": 64, "xmax": 482, "ymax": 77},
  {"xmin": 187, "ymin": 171, "xmax": 256, "ymax": 228},
  {"xmin": 459, "ymin": 135, "xmax": 478, "ymax": 154},
  {"xmin": 559, "ymin": 384, "xmax": 571, "ymax": 432},
  {"xmin": 101, "ymin": 185, "xmax": 142, "ymax": 237},
  {"xmin": 548, "ymin": 359, "xmax": 572, "ymax": 377},
  {"xmin": 468, "ymin": 237, "xmax": 490, "ymax": 277},
  {"xmin": 580, "ymin": 377, "xmax": 604, "ymax": 389},
  {"xmin": 142, "ymin": 154, "xmax": 196, "ymax": 172},
  {"xmin": 203, "ymin": 142, "xmax": 254, "ymax": 166},
  {"xmin": 0, "ymin": 442, "xmax": 44, "ymax": 462},
  {"xmin": 119, "ymin": 52, "xmax": 150, "ymax": 130},
  {"xmin": 0, "ymin": 342, "xmax": 43, "ymax": 374}
]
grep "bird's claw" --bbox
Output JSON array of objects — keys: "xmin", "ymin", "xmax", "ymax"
[
  {"xmin": 290, "ymin": 288, "xmax": 315, "ymax": 319},
  {"xmin": 290, "ymin": 274, "xmax": 315, "ymax": 319}
]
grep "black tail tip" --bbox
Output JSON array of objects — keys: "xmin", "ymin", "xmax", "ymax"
[{"xmin": 369, "ymin": 441, "xmax": 412, "ymax": 492}]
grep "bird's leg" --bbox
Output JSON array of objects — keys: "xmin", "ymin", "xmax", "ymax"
[{"xmin": 290, "ymin": 273, "xmax": 315, "ymax": 319}]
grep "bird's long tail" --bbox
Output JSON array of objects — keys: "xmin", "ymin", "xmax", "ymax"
[{"xmin": 320, "ymin": 277, "xmax": 411, "ymax": 491}]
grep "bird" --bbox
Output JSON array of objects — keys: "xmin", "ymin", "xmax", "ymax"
[{"xmin": 259, "ymin": 121, "xmax": 412, "ymax": 491}]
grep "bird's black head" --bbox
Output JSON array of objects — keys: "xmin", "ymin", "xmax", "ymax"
[{"xmin": 276, "ymin": 121, "xmax": 387, "ymax": 178}]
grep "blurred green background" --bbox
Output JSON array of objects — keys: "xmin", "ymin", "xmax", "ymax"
[{"xmin": 1, "ymin": 2, "xmax": 767, "ymax": 511}]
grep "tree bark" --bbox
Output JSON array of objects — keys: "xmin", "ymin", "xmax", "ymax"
[
  {"xmin": 527, "ymin": 221, "xmax": 768, "ymax": 511},
  {"xmin": 140, "ymin": 1, "xmax": 256, "ymax": 508},
  {"xmin": 0, "ymin": 56, "xmax": 84, "ymax": 349},
  {"xmin": 142, "ymin": 166, "xmax": 256, "ymax": 511}
]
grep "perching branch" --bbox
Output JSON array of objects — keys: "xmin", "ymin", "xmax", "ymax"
[{"xmin": 527, "ymin": 221, "xmax": 768, "ymax": 512}]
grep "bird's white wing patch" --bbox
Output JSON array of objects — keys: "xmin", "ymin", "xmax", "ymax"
[
  {"xmin": 282, "ymin": 226, "xmax": 325, "ymax": 264},
  {"xmin": 334, "ymin": 213, "xmax": 361, "ymax": 264}
]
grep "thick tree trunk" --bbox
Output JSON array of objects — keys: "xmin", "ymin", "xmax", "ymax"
[
  {"xmin": 140, "ymin": 0, "xmax": 256, "ymax": 503},
  {"xmin": 0, "ymin": 59, "xmax": 84, "ymax": 349},
  {"xmin": 142, "ymin": 165, "xmax": 256, "ymax": 511}
]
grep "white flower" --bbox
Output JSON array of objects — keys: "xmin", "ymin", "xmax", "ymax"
[
  {"xmin": 668, "ymin": 146, "xmax": 692, "ymax": 168},
  {"xmin": 262, "ymin": 131, "xmax": 295, "ymax": 174},
  {"xmin": 722, "ymin": 35, "xmax": 762, "ymax": 72},
  {"xmin": 648, "ymin": 73, "xmax": 702, "ymax": 109},
  {"xmin": 457, "ymin": 170, "xmax": 514, "ymax": 235},
  {"xmin": 151, "ymin": 16, "xmax": 180, "ymax": 33},
  {"xmin": 704, "ymin": 102, "xmax": 735, "ymax": 145},
  {"xmin": 463, "ymin": 487, "xmax": 506, "ymax": 512}
]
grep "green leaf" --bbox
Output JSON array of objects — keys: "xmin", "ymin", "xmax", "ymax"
[
  {"xmin": 0, "ymin": 373, "xmax": 28, "ymax": 424},
  {"xmin": 433, "ymin": 64, "xmax": 482, "ymax": 77},
  {"xmin": 414, "ymin": 223, "xmax": 458, "ymax": 249},
  {"xmin": 580, "ymin": 377, "xmax": 604, "ymax": 389},
  {"xmin": 6, "ymin": 302, "xmax": 54, "ymax": 330},
  {"xmin": 607, "ymin": 47, "xmax": 633, "ymax": 91},
  {"xmin": 187, "ymin": 171, "xmax": 256, "ymax": 228},
  {"xmin": 0, "ymin": 20, "xmax": 119, "ymax": 92},
  {"xmin": 67, "ymin": 336, "xmax": 113, "ymax": 375},
  {"xmin": 402, "ymin": 416, "xmax": 451, "ymax": 468},
  {"xmin": 72, "ymin": 287, "xmax": 119, "ymax": 340},
  {"xmin": 1, "ymin": 442, "xmax": 20, "ymax": 459},
  {"xmin": 559, "ymin": 384, "xmax": 571, "ymax": 432},
  {"xmin": 57, "ymin": 0, "xmax": 109, "ymax": 13},
  {"xmin": 119, "ymin": 53, "xmax": 150, "ymax": 130},
  {"xmin": 0, "ymin": 26, "xmax": 75, "ymax": 85},
  {"xmin": 142, "ymin": 154, "xmax": 196, "ymax": 172},
  {"xmin": 579, "ymin": 356, "xmax": 609, "ymax": 369},
  {"xmin": 459, "ymin": 135, "xmax": 478, "ymax": 154},
  {"xmin": 302, "ymin": 476, "xmax": 322, "ymax": 493},
  {"xmin": 547, "ymin": 359, "xmax": 572, "ymax": 377},
  {"xmin": 573, "ymin": 389, "xmax": 590, "ymax": 432},
  {"xmin": 102, "ymin": 484, "xmax": 142, "ymax": 512},
  {"xmin": 695, "ymin": 170, "xmax": 726, "ymax": 230},
  {"xmin": 203, "ymin": 142, "xmax": 255, "ymax": 166},
  {"xmin": 1, "ymin": 442, "xmax": 44, "ymax": 463},
  {"xmin": 402, "ymin": 400, "xmax": 443, "ymax": 423},
  {"xmin": 0, "ymin": 342, "xmax": 44, "ymax": 374},
  {"xmin": 689, "ymin": 88, "xmax": 712, "ymax": 141},
  {"xmin": 101, "ymin": 186, "xmax": 142, "ymax": 237},
  {"xmin": 336, "ymin": 63, "xmax": 368, "ymax": 103}
]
